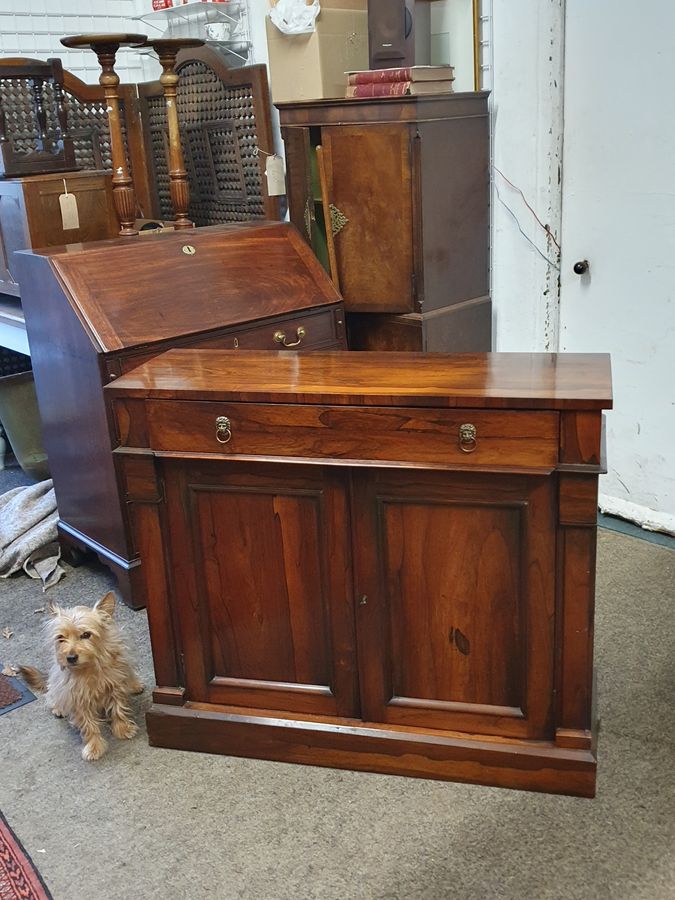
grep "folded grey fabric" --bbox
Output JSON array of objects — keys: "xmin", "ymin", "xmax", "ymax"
[{"xmin": 0, "ymin": 479, "xmax": 65, "ymax": 590}]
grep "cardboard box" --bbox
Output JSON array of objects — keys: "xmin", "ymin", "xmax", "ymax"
[{"xmin": 265, "ymin": 7, "xmax": 368, "ymax": 104}]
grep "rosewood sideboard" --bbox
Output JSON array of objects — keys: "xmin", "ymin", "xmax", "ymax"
[
  {"xmin": 107, "ymin": 350, "xmax": 612, "ymax": 796},
  {"xmin": 15, "ymin": 222, "xmax": 346, "ymax": 608}
]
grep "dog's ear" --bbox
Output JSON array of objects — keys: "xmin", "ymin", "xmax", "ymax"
[
  {"xmin": 46, "ymin": 599, "xmax": 60, "ymax": 617},
  {"xmin": 95, "ymin": 592, "xmax": 116, "ymax": 618}
]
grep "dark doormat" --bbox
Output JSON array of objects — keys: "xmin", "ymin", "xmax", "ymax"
[
  {"xmin": 0, "ymin": 810, "xmax": 53, "ymax": 899},
  {"xmin": 0, "ymin": 667, "xmax": 35, "ymax": 716}
]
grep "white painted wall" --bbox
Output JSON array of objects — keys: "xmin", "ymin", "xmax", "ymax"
[
  {"xmin": 0, "ymin": 0, "xmax": 158, "ymax": 83},
  {"xmin": 559, "ymin": 0, "xmax": 675, "ymax": 533},
  {"xmin": 489, "ymin": 0, "xmax": 674, "ymax": 529},
  {"xmin": 489, "ymin": 0, "xmax": 564, "ymax": 353},
  {"xmin": 430, "ymin": 0, "xmax": 474, "ymax": 91},
  {"xmin": 248, "ymin": 0, "xmax": 284, "ymax": 156}
]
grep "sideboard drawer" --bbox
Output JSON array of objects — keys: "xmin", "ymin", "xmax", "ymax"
[{"xmin": 144, "ymin": 401, "xmax": 559, "ymax": 468}]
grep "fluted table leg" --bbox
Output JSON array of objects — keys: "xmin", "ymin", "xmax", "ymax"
[
  {"xmin": 61, "ymin": 33, "xmax": 147, "ymax": 236},
  {"xmin": 142, "ymin": 38, "xmax": 203, "ymax": 230}
]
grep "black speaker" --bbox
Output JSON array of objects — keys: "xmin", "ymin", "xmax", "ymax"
[{"xmin": 368, "ymin": 0, "xmax": 413, "ymax": 69}]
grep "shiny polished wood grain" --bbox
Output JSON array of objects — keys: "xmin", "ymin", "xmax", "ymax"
[
  {"xmin": 142, "ymin": 399, "xmax": 559, "ymax": 469},
  {"xmin": 106, "ymin": 349, "xmax": 613, "ymax": 410},
  {"xmin": 162, "ymin": 460, "xmax": 358, "ymax": 717},
  {"xmin": 146, "ymin": 703, "xmax": 596, "ymax": 797},
  {"xmin": 17, "ymin": 221, "xmax": 346, "ymax": 609},
  {"xmin": 111, "ymin": 349, "xmax": 610, "ymax": 795},
  {"xmin": 46, "ymin": 222, "xmax": 342, "ymax": 352},
  {"xmin": 352, "ymin": 470, "xmax": 556, "ymax": 739},
  {"xmin": 321, "ymin": 124, "xmax": 414, "ymax": 313}
]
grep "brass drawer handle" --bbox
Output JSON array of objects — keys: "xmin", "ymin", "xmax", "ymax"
[
  {"xmin": 273, "ymin": 325, "xmax": 306, "ymax": 348},
  {"xmin": 215, "ymin": 416, "xmax": 232, "ymax": 444},
  {"xmin": 459, "ymin": 423, "xmax": 477, "ymax": 453}
]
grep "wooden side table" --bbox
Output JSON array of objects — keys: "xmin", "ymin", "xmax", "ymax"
[{"xmin": 61, "ymin": 34, "xmax": 147, "ymax": 235}]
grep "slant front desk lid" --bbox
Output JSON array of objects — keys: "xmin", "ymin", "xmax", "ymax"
[
  {"xmin": 106, "ymin": 349, "xmax": 613, "ymax": 410},
  {"xmin": 16, "ymin": 222, "xmax": 341, "ymax": 353}
]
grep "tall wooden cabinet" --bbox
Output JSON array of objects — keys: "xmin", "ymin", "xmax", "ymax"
[
  {"xmin": 277, "ymin": 94, "xmax": 491, "ymax": 351},
  {"xmin": 15, "ymin": 222, "xmax": 346, "ymax": 609},
  {"xmin": 108, "ymin": 350, "xmax": 612, "ymax": 796}
]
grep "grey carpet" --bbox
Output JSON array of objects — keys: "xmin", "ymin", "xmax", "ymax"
[{"xmin": 0, "ymin": 475, "xmax": 673, "ymax": 898}]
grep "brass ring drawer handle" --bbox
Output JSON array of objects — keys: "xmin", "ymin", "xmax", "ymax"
[
  {"xmin": 215, "ymin": 416, "xmax": 232, "ymax": 444},
  {"xmin": 459, "ymin": 423, "xmax": 477, "ymax": 453},
  {"xmin": 273, "ymin": 326, "xmax": 306, "ymax": 348}
]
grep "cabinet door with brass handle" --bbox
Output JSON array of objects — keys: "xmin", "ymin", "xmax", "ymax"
[
  {"xmin": 273, "ymin": 325, "xmax": 306, "ymax": 348},
  {"xmin": 321, "ymin": 124, "xmax": 415, "ymax": 314}
]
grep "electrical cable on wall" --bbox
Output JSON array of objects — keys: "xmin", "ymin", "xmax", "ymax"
[{"xmin": 493, "ymin": 166, "xmax": 561, "ymax": 270}]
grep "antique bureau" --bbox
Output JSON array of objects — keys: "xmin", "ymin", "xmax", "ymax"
[
  {"xmin": 15, "ymin": 222, "xmax": 345, "ymax": 608},
  {"xmin": 107, "ymin": 350, "xmax": 612, "ymax": 796}
]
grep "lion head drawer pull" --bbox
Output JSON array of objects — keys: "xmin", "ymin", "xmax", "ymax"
[
  {"xmin": 459, "ymin": 423, "xmax": 477, "ymax": 453},
  {"xmin": 273, "ymin": 325, "xmax": 306, "ymax": 348},
  {"xmin": 215, "ymin": 416, "xmax": 232, "ymax": 444}
]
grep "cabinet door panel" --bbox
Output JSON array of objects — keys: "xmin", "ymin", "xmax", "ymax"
[
  {"xmin": 352, "ymin": 470, "xmax": 556, "ymax": 738},
  {"xmin": 322, "ymin": 125, "xmax": 414, "ymax": 313},
  {"xmin": 163, "ymin": 460, "xmax": 358, "ymax": 717}
]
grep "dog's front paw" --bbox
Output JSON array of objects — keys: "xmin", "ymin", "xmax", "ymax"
[
  {"xmin": 82, "ymin": 736, "xmax": 107, "ymax": 761},
  {"xmin": 111, "ymin": 718, "xmax": 138, "ymax": 740},
  {"xmin": 51, "ymin": 707, "xmax": 64, "ymax": 718},
  {"xmin": 129, "ymin": 680, "xmax": 145, "ymax": 696}
]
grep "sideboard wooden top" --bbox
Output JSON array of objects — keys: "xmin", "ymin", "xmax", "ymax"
[{"xmin": 106, "ymin": 350, "xmax": 612, "ymax": 410}]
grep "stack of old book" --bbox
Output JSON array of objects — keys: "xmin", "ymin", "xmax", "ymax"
[{"xmin": 345, "ymin": 65, "xmax": 455, "ymax": 98}]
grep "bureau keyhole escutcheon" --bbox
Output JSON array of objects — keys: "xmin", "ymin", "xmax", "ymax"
[{"xmin": 215, "ymin": 416, "xmax": 232, "ymax": 444}]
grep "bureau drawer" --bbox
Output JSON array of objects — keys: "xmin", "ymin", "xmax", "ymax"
[
  {"xmin": 197, "ymin": 308, "xmax": 343, "ymax": 353},
  {"xmin": 107, "ymin": 308, "xmax": 345, "ymax": 379},
  {"xmin": 144, "ymin": 402, "xmax": 559, "ymax": 469}
]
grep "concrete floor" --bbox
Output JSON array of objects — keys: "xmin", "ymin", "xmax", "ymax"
[{"xmin": 0, "ymin": 482, "xmax": 674, "ymax": 899}]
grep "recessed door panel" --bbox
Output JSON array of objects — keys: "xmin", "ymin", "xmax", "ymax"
[
  {"xmin": 163, "ymin": 459, "xmax": 358, "ymax": 717},
  {"xmin": 384, "ymin": 501, "xmax": 522, "ymax": 709},
  {"xmin": 352, "ymin": 469, "xmax": 556, "ymax": 738},
  {"xmin": 322, "ymin": 125, "xmax": 414, "ymax": 313}
]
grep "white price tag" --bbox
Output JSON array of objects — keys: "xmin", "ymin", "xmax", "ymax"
[
  {"xmin": 59, "ymin": 181, "xmax": 79, "ymax": 231},
  {"xmin": 265, "ymin": 154, "xmax": 286, "ymax": 197}
]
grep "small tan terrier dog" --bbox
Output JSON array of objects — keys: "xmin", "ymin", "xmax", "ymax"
[{"xmin": 20, "ymin": 591, "xmax": 143, "ymax": 761}]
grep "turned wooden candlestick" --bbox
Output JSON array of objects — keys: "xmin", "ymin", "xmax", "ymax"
[
  {"xmin": 61, "ymin": 33, "xmax": 147, "ymax": 236},
  {"xmin": 142, "ymin": 38, "xmax": 204, "ymax": 230}
]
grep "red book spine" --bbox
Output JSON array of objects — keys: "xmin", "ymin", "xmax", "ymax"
[
  {"xmin": 347, "ymin": 68, "xmax": 411, "ymax": 86},
  {"xmin": 347, "ymin": 82, "xmax": 411, "ymax": 98}
]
